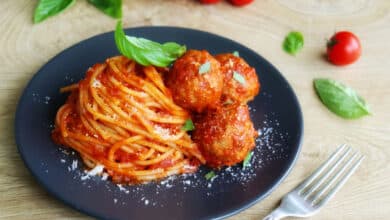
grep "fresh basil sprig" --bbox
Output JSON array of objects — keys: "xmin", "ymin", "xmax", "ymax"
[
  {"xmin": 34, "ymin": 0, "xmax": 76, "ymax": 23},
  {"xmin": 88, "ymin": 0, "xmax": 122, "ymax": 19},
  {"xmin": 115, "ymin": 21, "xmax": 186, "ymax": 67},
  {"xmin": 34, "ymin": 0, "xmax": 122, "ymax": 23},
  {"xmin": 314, "ymin": 78, "xmax": 371, "ymax": 119},
  {"xmin": 283, "ymin": 31, "xmax": 304, "ymax": 55}
]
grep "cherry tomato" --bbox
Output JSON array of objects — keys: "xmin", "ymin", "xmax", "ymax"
[
  {"xmin": 228, "ymin": 0, "xmax": 254, "ymax": 6},
  {"xmin": 327, "ymin": 31, "xmax": 362, "ymax": 66},
  {"xmin": 199, "ymin": 0, "xmax": 220, "ymax": 4}
]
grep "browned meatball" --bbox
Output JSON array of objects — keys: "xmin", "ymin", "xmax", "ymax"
[
  {"xmin": 215, "ymin": 53, "xmax": 260, "ymax": 104},
  {"xmin": 193, "ymin": 104, "xmax": 257, "ymax": 168},
  {"xmin": 166, "ymin": 50, "xmax": 223, "ymax": 113}
]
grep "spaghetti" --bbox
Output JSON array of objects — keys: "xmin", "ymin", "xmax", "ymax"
[{"xmin": 52, "ymin": 56, "xmax": 205, "ymax": 183}]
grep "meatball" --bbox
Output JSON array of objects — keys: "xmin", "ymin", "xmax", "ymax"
[
  {"xmin": 193, "ymin": 104, "xmax": 257, "ymax": 168},
  {"xmin": 215, "ymin": 53, "xmax": 260, "ymax": 104},
  {"xmin": 166, "ymin": 50, "xmax": 223, "ymax": 113}
]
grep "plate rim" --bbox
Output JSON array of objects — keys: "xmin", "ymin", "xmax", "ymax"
[{"xmin": 14, "ymin": 26, "xmax": 304, "ymax": 220}]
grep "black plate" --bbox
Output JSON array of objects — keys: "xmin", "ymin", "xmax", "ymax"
[{"xmin": 15, "ymin": 27, "xmax": 303, "ymax": 220}]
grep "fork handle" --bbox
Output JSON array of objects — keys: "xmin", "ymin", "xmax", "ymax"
[{"xmin": 262, "ymin": 207, "xmax": 289, "ymax": 220}]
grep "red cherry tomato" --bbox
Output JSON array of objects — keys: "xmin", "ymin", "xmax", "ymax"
[
  {"xmin": 228, "ymin": 0, "xmax": 254, "ymax": 6},
  {"xmin": 199, "ymin": 0, "xmax": 220, "ymax": 4},
  {"xmin": 327, "ymin": 31, "xmax": 362, "ymax": 66}
]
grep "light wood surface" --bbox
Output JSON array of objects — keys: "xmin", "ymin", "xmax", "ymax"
[{"xmin": 1, "ymin": 0, "xmax": 389, "ymax": 219}]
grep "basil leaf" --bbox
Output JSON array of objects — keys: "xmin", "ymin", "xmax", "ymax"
[
  {"xmin": 205, "ymin": 171, "xmax": 216, "ymax": 180},
  {"xmin": 126, "ymin": 36, "xmax": 175, "ymax": 66},
  {"xmin": 314, "ymin": 78, "xmax": 371, "ymax": 119},
  {"xmin": 242, "ymin": 151, "xmax": 253, "ymax": 169},
  {"xmin": 181, "ymin": 119, "xmax": 195, "ymax": 131},
  {"xmin": 162, "ymin": 42, "xmax": 187, "ymax": 58},
  {"xmin": 233, "ymin": 71, "xmax": 246, "ymax": 85},
  {"xmin": 88, "ymin": 0, "xmax": 122, "ymax": 19},
  {"xmin": 115, "ymin": 21, "xmax": 186, "ymax": 67},
  {"xmin": 283, "ymin": 31, "xmax": 304, "ymax": 55},
  {"xmin": 232, "ymin": 51, "xmax": 240, "ymax": 57},
  {"xmin": 199, "ymin": 62, "xmax": 211, "ymax": 74},
  {"xmin": 34, "ymin": 0, "xmax": 75, "ymax": 23}
]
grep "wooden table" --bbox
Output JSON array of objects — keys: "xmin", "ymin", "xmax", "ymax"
[{"xmin": 1, "ymin": 1, "xmax": 389, "ymax": 219}]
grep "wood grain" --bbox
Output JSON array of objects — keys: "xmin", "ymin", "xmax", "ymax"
[{"xmin": 0, "ymin": 0, "xmax": 389, "ymax": 219}]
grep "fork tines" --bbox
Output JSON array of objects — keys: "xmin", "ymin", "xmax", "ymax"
[{"xmin": 296, "ymin": 144, "xmax": 365, "ymax": 207}]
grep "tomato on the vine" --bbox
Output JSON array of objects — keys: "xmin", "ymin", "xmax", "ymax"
[
  {"xmin": 327, "ymin": 31, "xmax": 362, "ymax": 66},
  {"xmin": 228, "ymin": 0, "xmax": 254, "ymax": 6},
  {"xmin": 199, "ymin": 0, "xmax": 221, "ymax": 4}
]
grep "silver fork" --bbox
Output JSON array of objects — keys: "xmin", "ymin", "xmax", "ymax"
[{"xmin": 263, "ymin": 144, "xmax": 364, "ymax": 220}]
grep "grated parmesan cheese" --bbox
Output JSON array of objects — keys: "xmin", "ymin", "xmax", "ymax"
[
  {"xmin": 86, "ymin": 164, "xmax": 104, "ymax": 176},
  {"xmin": 92, "ymin": 79, "xmax": 102, "ymax": 88},
  {"xmin": 101, "ymin": 173, "xmax": 109, "ymax": 181},
  {"xmin": 153, "ymin": 125, "xmax": 173, "ymax": 140},
  {"xmin": 81, "ymin": 164, "xmax": 104, "ymax": 181},
  {"xmin": 228, "ymin": 59, "xmax": 234, "ymax": 68},
  {"xmin": 117, "ymin": 184, "xmax": 130, "ymax": 194},
  {"xmin": 71, "ymin": 160, "xmax": 78, "ymax": 171}
]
